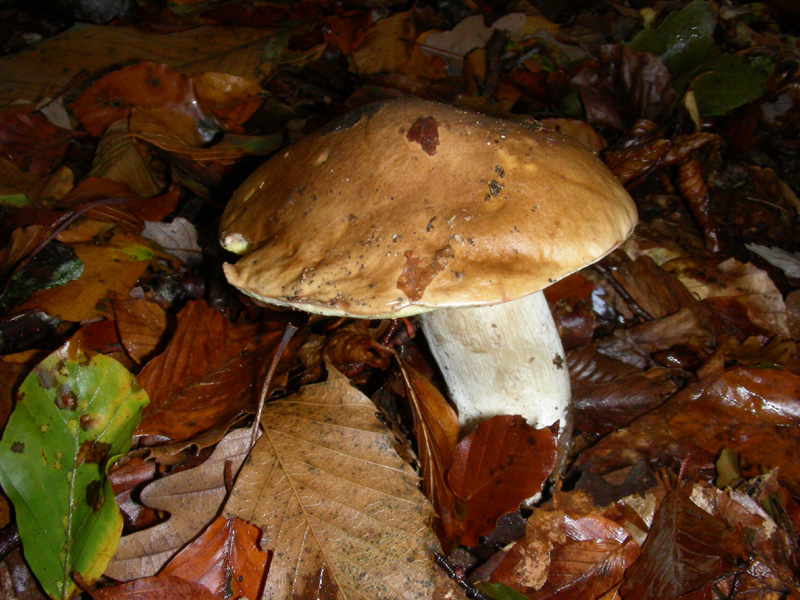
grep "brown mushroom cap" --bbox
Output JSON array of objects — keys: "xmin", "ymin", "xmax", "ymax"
[{"xmin": 220, "ymin": 98, "xmax": 636, "ymax": 318}]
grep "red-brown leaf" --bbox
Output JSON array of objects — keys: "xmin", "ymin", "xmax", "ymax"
[
  {"xmin": 136, "ymin": 300, "xmax": 288, "ymax": 442},
  {"xmin": 161, "ymin": 516, "xmax": 270, "ymax": 600},
  {"xmin": 619, "ymin": 480, "xmax": 739, "ymax": 599},
  {"xmin": 447, "ymin": 415, "xmax": 556, "ymax": 547},
  {"xmin": 93, "ymin": 575, "xmax": 217, "ymax": 600},
  {"xmin": 0, "ymin": 109, "xmax": 72, "ymax": 176}
]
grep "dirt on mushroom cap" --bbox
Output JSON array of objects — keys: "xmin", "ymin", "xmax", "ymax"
[{"xmin": 219, "ymin": 98, "xmax": 637, "ymax": 318}]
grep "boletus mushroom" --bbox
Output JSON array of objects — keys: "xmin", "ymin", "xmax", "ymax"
[{"xmin": 220, "ymin": 98, "xmax": 637, "ymax": 454}]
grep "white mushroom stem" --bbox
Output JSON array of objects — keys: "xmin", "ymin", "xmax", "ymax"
[{"xmin": 420, "ymin": 290, "xmax": 572, "ymax": 444}]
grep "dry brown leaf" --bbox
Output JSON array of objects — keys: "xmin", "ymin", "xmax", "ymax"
[
  {"xmin": 351, "ymin": 11, "xmax": 415, "ymax": 76},
  {"xmin": 663, "ymin": 256, "xmax": 790, "ymax": 337},
  {"xmin": 18, "ymin": 230, "xmax": 158, "ymax": 322},
  {"xmin": 161, "ymin": 516, "xmax": 270, "ymax": 600},
  {"xmin": 396, "ymin": 357, "xmax": 460, "ymax": 548},
  {"xmin": 88, "ymin": 120, "xmax": 162, "ymax": 198},
  {"xmin": 192, "ymin": 72, "xmax": 263, "ymax": 134},
  {"xmin": 136, "ymin": 300, "xmax": 287, "ymax": 442},
  {"xmin": 106, "ymin": 428, "xmax": 253, "ymax": 580},
  {"xmin": 110, "ymin": 296, "xmax": 169, "ymax": 365},
  {"xmin": 222, "ymin": 364, "xmax": 447, "ymax": 600},
  {"xmin": 619, "ymin": 479, "xmax": 739, "ymax": 600}
]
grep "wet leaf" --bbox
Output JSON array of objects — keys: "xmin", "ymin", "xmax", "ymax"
[
  {"xmin": 0, "ymin": 242, "xmax": 83, "ymax": 311},
  {"xmin": 619, "ymin": 480, "xmax": 738, "ymax": 599},
  {"xmin": 88, "ymin": 120, "xmax": 162, "ymax": 198},
  {"xmin": 110, "ymin": 296, "xmax": 168, "ymax": 366},
  {"xmin": 691, "ymin": 54, "xmax": 773, "ymax": 116},
  {"xmin": 0, "ymin": 338, "xmax": 148, "ymax": 599},
  {"xmin": 70, "ymin": 62, "xmax": 208, "ymax": 138},
  {"xmin": 0, "ymin": 110, "xmax": 73, "ymax": 176},
  {"xmin": 222, "ymin": 364, "xmax": 447, "ymax": 600},
  {"xmin": 576, "ymin": 366, "xmax": 800, "ymax": 489},
  {"xmin": 447, "ymin": 415, "xmax": 557, "ymax": 547},
  {"xmin": 628, "ymin": 0, "xmax": 717, "ymax": 78},
  {"xmin": 160, "ymin": 516, "xmax": 270, "ymax": 600},
  {"xmin": 93, "ymin": 575, "xmax": 217, "ymax": 600}
]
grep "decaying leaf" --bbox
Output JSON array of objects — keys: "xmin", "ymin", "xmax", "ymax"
[
  {"xmin": 222, "ymin": 364, "xmax": 447, "ymax": 600},
  {"xmin": 107, "ymin": 428, "xmax": 253, "ymax": 580}
]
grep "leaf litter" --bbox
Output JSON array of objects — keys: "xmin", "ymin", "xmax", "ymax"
[{"xmin": 0, "ymin": 1, "xmax": 798, "ymax": 599}]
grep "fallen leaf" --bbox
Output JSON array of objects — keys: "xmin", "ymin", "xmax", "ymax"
[
  {"xmin": 161, "ymin": 516, "xmax": 270, "ymax": 600},
  {"xmin": 70, "ymin": 62, "xmax": 207, "ymax": 137},
  {"xmin": 110, "ymin": 295, "xmax": 169, "ymax": 365},
  {"xmin": 106, "ymin": 428, "xmax": 253, "ymax": 580},
  {"xmin": 222, "ymin": 364, "xmax": 446, "ymax": 600},
  {"xmin": 0, "ymin": 109, "xmax": 73, "ymax": 176},
  {"xmin": 93, "ymin": 574, "xmax": 217, "ymax": 600},
  {"xmin": 447, "ymin": 415, "xmax": 557, "ymax": 547},
  {"xmin": 142, "ymin": 218, "xmax": 202, "ymax": 266},
  {"xmin": 136, "ymin": 300, "xmax": 287, "ymax": 442},
  {"xmin": 619, "ymin": 479, "xmax": 739, "ymax": 599},
  {"xmin": 0, "ymin": 338, "xmax": 148, "ymax": 600},
  {"xmin": 88, "ymin": 120, "xmax": 162, "ymax": 198},
  {"xmin": 192, "ymin": 72, "xmax": 263, "ymax": 133}
]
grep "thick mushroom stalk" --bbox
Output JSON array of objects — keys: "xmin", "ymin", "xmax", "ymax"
[{"xmin": 420, "ymin": 290, "xmax": 571, "ymax": 443}]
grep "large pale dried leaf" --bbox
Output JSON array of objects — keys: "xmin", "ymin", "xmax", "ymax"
[
  {"xmin": 447, "ymin": 415, "xmax": 557, "ymax": 547},
  {"xmin": 619, "ymin": 481, "xmax": 738, "ymax": 599},
  {"xmin": 106, "ymin": 428, "xmax": 253, "ymax": 580},
  {"xmin": 136, "ymin": 300, "xmax": 286, "ymax": 442},
  {"xmin": 161, "ymin": 516, "xmax": 270, "ymax": 600},
  {"xmin": 222, "ymin": 365, "xmax": 446, "ymax": 600}
]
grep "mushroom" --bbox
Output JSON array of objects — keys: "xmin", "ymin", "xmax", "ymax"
[{"xmin": 219, "ymin": 98, "xmax": 637, "ymax": 452}]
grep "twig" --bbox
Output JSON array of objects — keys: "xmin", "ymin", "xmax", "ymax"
[{"xmin": 249, "ymin": 323, "xmax": 298, "ymax": 452}]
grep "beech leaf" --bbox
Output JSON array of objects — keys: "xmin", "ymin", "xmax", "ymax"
[
  {"xmin": 0, "ymin": 339, "xmax": 148, "ymax": 600},
  {"xmin": 161, "ymin": 516, "xmax": 270, "ymax": 600},
  {"xmin": 222, "ymin": 364, "xmax": 446, "ymax": 600},
  {"xmin": 136, "ymin": 300, "xmax": 287, "ymax": 442},
  {"xmin": 447, "ymin": 415, "xmax": 557, "ymax": 547},
  {"xmin": 620, "ymin": 480, "xmax": 736, "ymax": 599}
]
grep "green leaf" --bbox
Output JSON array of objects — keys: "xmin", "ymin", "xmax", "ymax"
[
  {"xmin": 0, "ymin": 193, "xmax": 30, "ymax": 207},
  {"xmin": 690, "ymin": 54, "xmax": 773, "ymax": 116},
  {"xmin": 0, "ymin": 340, "xmax": 149, "ymax": 600},
  {"xmin": 478, "ymin": 582, "xmax": 530, "ymax": 600},
  {"xmin": 628, "ymin": 0, "xmax": 717, "ymax": 77}
]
